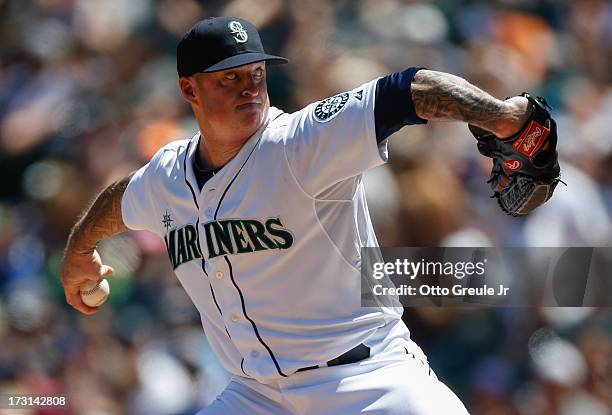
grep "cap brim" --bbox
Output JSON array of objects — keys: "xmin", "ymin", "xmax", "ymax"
[{"xmin": 203, "ymin": 52, "xmax": 288, "ymax": 73}]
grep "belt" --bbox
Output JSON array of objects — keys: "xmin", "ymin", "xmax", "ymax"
[{"xmin": 296, "ymin": 344, "xmax": 371, "ymax": 373}]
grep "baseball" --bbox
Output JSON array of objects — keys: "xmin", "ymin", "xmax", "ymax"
[{"xmin": 79, "ymin": 278, "xmax": 110, "ymax": 307}]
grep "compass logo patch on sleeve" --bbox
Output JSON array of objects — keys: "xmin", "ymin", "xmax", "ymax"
[{"xmin": 314, "ymin": 93, "xmax": 350, "ymax": 122}]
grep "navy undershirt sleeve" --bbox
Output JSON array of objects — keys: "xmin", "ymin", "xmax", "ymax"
[{"xmin": 374, "ymin": 67, "xmax": 428, "ymax": 144}]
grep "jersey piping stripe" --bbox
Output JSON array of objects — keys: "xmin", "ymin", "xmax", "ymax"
[
  {"xmin": 213, "ymin": 135, "xmax": 262, "ymax": 220},
  {"xmin": 196, "ymin": 221, "xmax": 231, "ymax": 339},
  {"xmin": 202, "ymin": 258, "xmax": 231, "ymax": 338},
  {"xmin": 212, "ymin": 133, "xmax": 288, "ymax": 378},
  {"xmin": 183, "ymin": 140, "xmax": 199, "ymax": 209},
  {"xmin": 240, "ymin": 358, "xmax": 247, "ymax": 376},
  {"xmin": 195, "ymin": 218, "xmax": 223, "ymax": 323},
  {"xmin": 225, "ymin": 256, "xmax": 288, "ymax": 377},
  {"xmin": 183, "ymin": 140, "xmax": 230, "ymax": 338}
]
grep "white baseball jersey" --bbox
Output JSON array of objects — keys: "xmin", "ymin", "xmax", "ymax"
[{"xmin": 122, "ymin": 78, "xmax": 413, "ymax": 384}]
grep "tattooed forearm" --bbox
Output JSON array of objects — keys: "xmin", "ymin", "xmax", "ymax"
[
  {"xmin": 411, "ymin": 70, "xmax": 529, "ymax": 136},
  {"xmin": 67, "ymin": 172, "xmax": 135, "ymax": 255}
]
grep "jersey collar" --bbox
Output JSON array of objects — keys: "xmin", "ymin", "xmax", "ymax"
[{"xmin": 184, "ymin": 107, "xmax": 284, "ymax": 201}]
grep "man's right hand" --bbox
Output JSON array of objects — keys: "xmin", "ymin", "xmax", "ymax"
[
  {"xmin": 59, "ymin": 173, "xmax": 132, "ymax": 314},
  {"xmin": 60, "ymin": 248, "xmax": 114, "ymax": 315}
]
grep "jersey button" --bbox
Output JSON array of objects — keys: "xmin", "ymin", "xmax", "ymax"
[
  {"xmin": 205, "ymin": 207, "xmax": 213, "ymax": 218},
  {"xmin": 230, "ymin": 314, "xmax": 239, "ymax": 322},
  {"xmin": 250, "ymin": 350, "xmax": 260, "ymax": 358},
  {"xmin": 215, "ymin": 271, "xmax": 224, "ymax": 279}
]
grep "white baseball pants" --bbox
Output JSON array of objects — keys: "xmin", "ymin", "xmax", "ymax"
[{"xmin": 197, "ymin": 343, "xmax": 469, "ymax": 415}]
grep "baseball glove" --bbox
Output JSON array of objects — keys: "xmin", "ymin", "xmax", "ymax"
[{"xmin": 469, "ymin": 93, "xmax": 562, "ymax": 216}]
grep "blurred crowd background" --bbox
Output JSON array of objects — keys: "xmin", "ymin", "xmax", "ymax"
[{"xmin": 1, "ymin": 0, "xmax": 611, "ymax": 414}]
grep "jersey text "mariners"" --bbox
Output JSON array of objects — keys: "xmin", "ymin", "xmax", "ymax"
[{"xmin": 164, "ymin": 218, "xmax": 294, "ymax": 269}]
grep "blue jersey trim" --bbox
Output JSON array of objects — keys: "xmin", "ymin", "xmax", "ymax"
[
  {"xmin": 375, "ymin": 67, "xmax": 428, "ymax": 143},
  {"xmin": 183, "ymin": 141, "xmax": 200, "ymax": 209},
  {"xmin": 213, "ymin": 136, "xmax": 288, "ymax": 378}
]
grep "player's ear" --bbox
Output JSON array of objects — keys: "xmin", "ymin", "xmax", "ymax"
[{"xmin": 179, "ymin": 77, "xmax": 198, "ymax": 105}]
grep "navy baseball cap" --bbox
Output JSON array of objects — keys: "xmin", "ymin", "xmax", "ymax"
[{"xmin": 177, "ymin": 17, "xmax": 288, "ymax": 77}]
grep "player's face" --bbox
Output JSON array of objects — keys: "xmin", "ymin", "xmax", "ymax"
[{"xmin": 189, "ymin": 62, "xmax": 269, "ymax": 141}]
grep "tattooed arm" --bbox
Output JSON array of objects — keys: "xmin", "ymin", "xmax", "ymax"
[
  {"xmin": 67, "ymin": 174, "xmax": 133, "ymax": 254},
  {"xmin": 60, "ymin": 172, "xmax": 134, "ymax": 314},
  {"xmin": 410, "ymin": 70, "xmax": 530, "ymax": 138}
]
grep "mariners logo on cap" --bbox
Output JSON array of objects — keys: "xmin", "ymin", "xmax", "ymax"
[
  {"xmin": 314, "ymin": 93, "xmax": 349, "ymax": 122},
  {"xmin": 228, "ymin": 21, "xmax": 248, "ymax": 44}
]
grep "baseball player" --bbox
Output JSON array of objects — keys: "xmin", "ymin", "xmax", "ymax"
[{"xmin": 60, "ymin": 17, "xmax": 559, "ymax": 414}]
